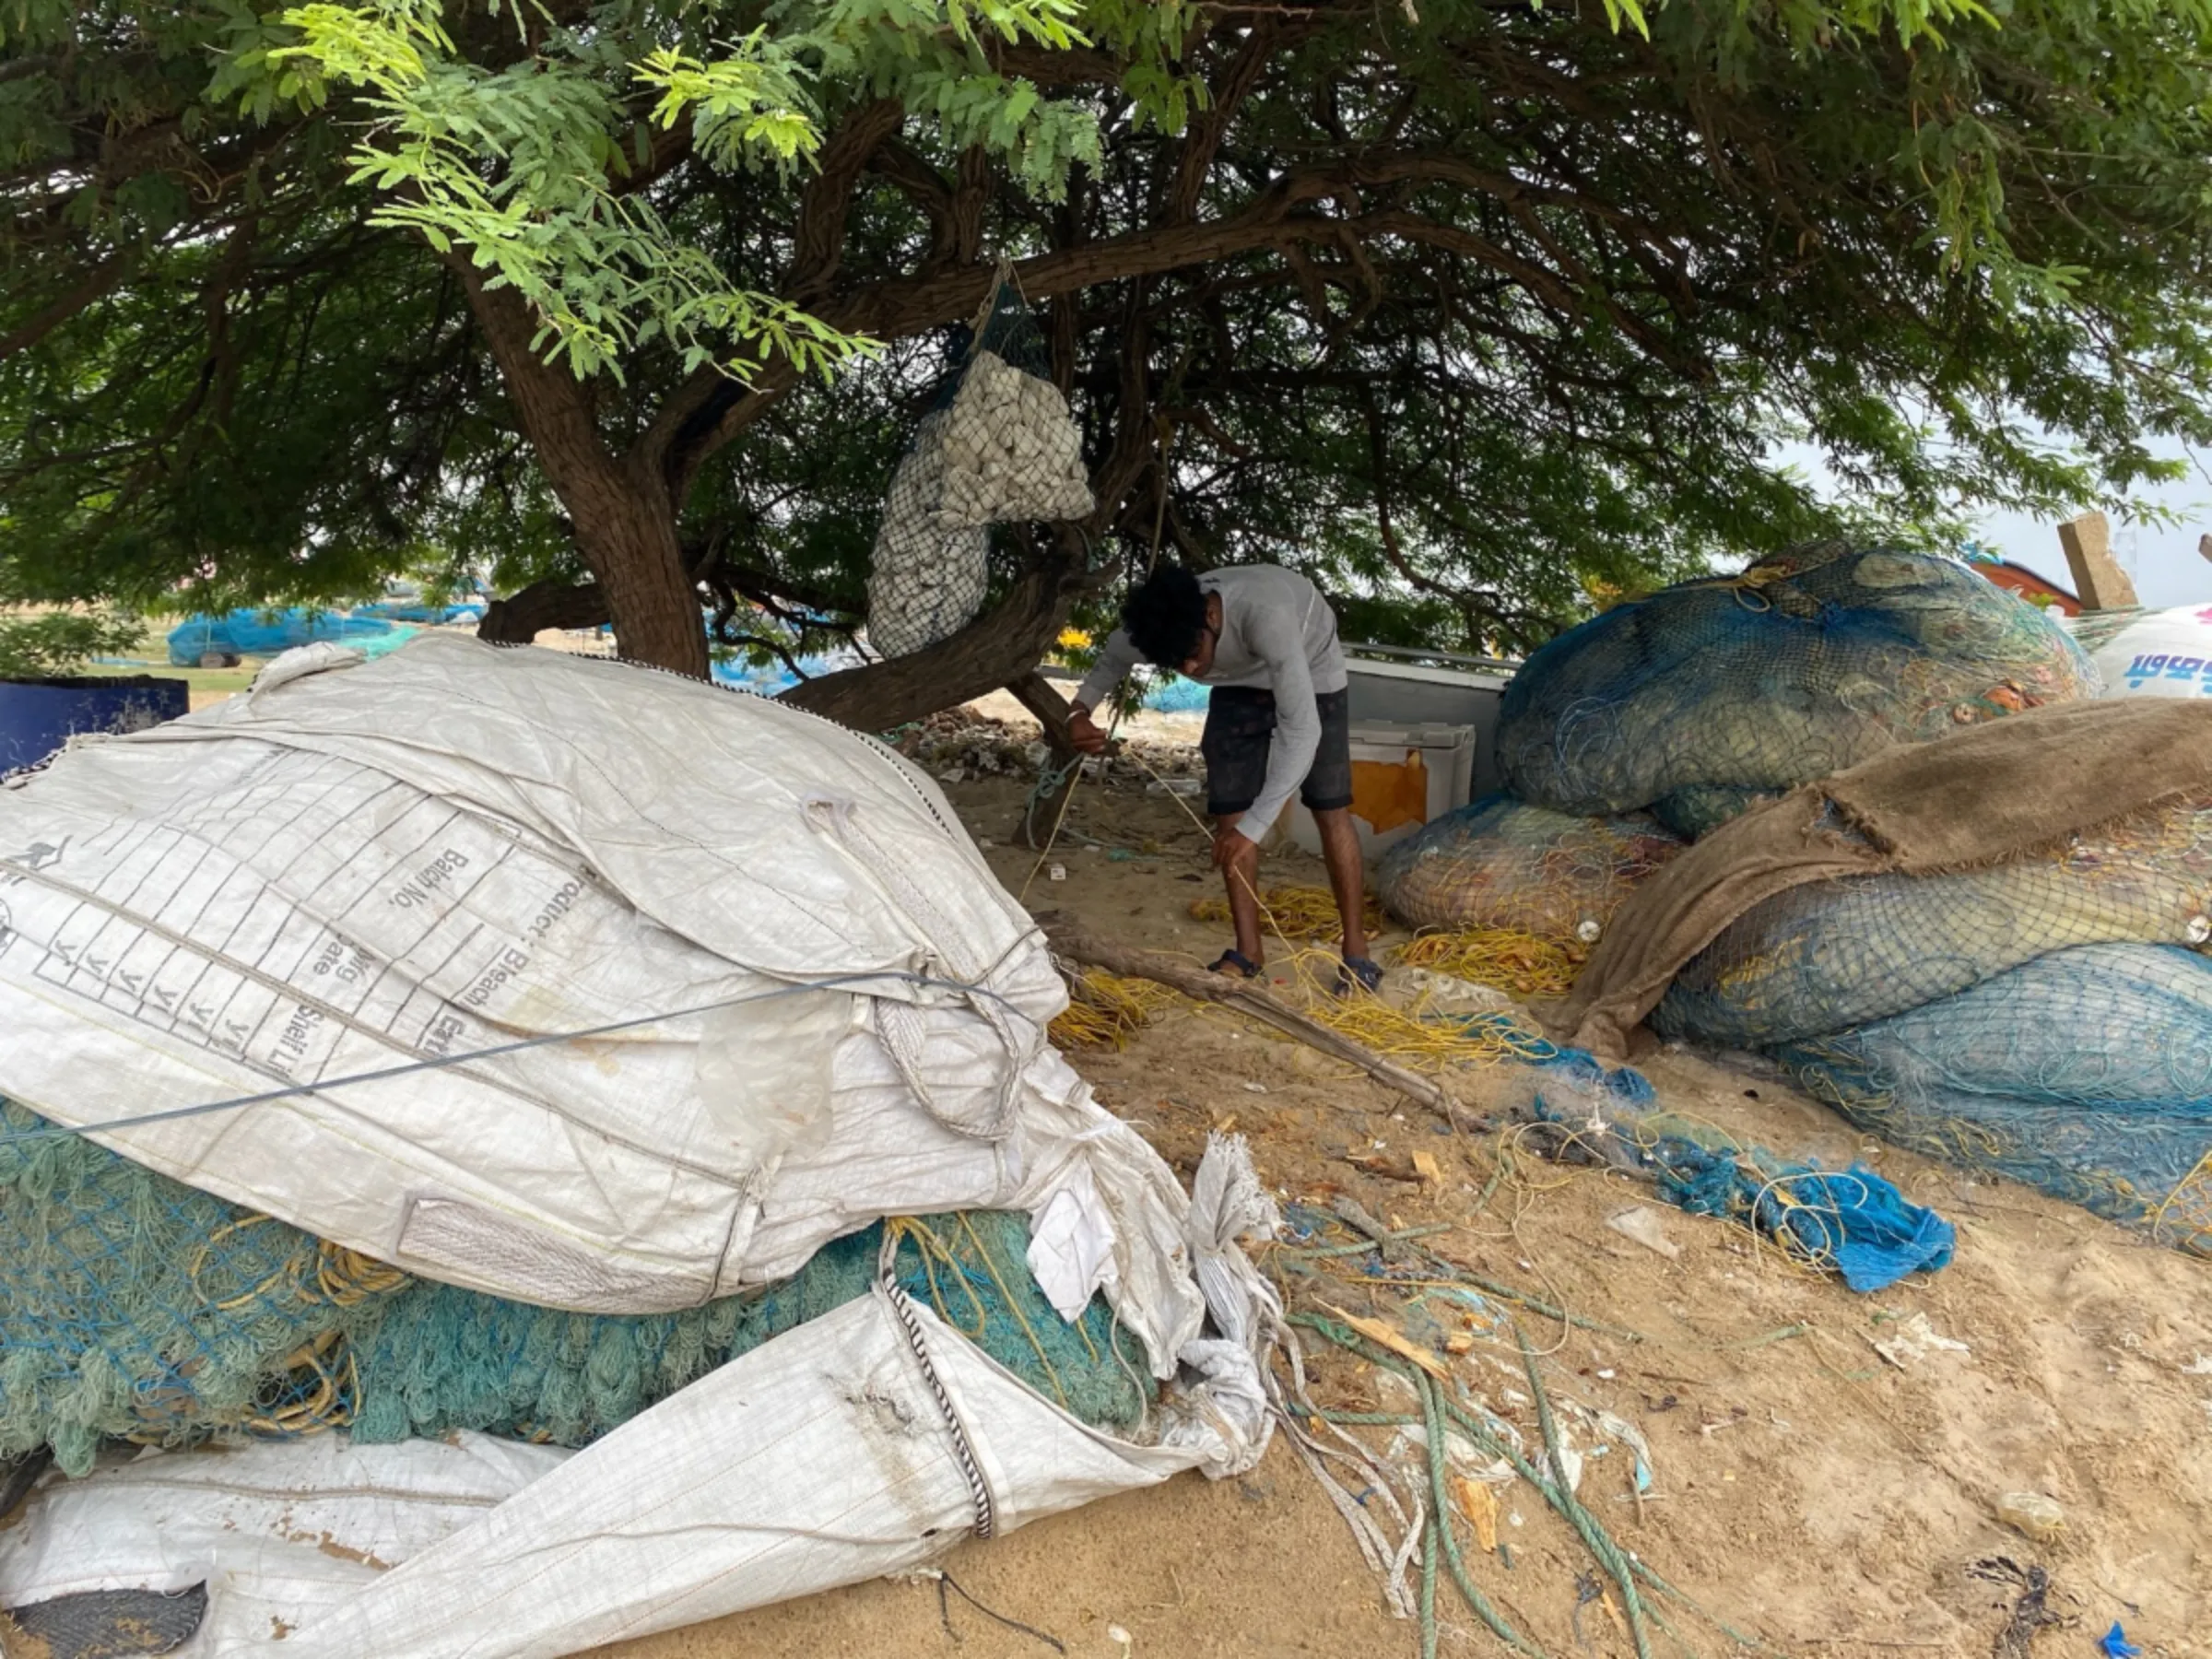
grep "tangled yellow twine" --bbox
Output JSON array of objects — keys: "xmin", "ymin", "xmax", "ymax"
[
  {"xmin": 1187, "ymin": 883, "xmax": 1383, "ymax": 940},
  {"xmin": 1050, "ymin": 970, "xmax": 1183, "ymax": 1049},
  {"xmin": 1391, "ymin": 929, "xmax": 1586, "ymax": 1000}
]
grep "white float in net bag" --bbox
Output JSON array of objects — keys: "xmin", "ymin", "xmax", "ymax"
[{"xmin": 865, "ymin": 289, "xmax": 1094, "ymax": 659}]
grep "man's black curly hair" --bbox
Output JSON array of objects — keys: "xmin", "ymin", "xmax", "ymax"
[{"xmin": 1122, "ymin": 565, "xmax": 1210, "ymax": 668}]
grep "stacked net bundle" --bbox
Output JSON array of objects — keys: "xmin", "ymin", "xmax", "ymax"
[
  {"xmin": 1773, "ymin": 943, "xmax": 2212, "ymax": 1252},
  {"xmin": 866, "ymin": 285, "xmax": 1094, "ymax": 659},
  {"xmin": 1496, "ymin": 543, "xmax": 2099, "ymax": 837},
  {"xmin": 1373, "ymin": 793, "xmax": 1687, "ymax": 941},
  {"xmin": 1655, "ymin": 795, "xmax": 2212, "ymax": 1048},
  {"xmin": 0, "ymin": 1103, "xmax": 1148, "ymax": 1475}
]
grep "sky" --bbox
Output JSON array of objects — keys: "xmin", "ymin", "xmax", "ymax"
[
  {"xmin": 1968, "ymin": 465, "xmax": 2212, "ymax": 609},
  {"xmin": 1781, "ymin": 438, "xmax": 2212, "ymax": 610}
]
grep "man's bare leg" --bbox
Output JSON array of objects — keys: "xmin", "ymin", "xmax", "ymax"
[
  {"xmin": 1217, "ymin": 810, "xmax": 1266, "ymax": 970},
  {"xmin": 1313, "ymin": 806, "xmax": 1371, "ymax": 963}
]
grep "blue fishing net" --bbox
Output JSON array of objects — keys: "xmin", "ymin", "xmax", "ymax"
[
  {"xmin": 165, "ymin": 610, "xmax": 404, "ymax": 666},
  {"xmin": 1518, "ymin": 1060, "xmax": 1953, "ymax": 1290},
  {"xmin": 1773, "ymin": 944, "xmax": 2212, "ymax": 1252},
  {"xmin": 1496, "ymin": 544, "xmax": 2098, "ymax": 837},
  {"xmin": 346, "ymin": 1210, "xmax": 1147, "ymax": 1448},
  {"xmin": 0, "ymin": 1103, "xmax": 1148, "ymax": 1476},
  {"xmin": 1641, "ymin": 1139, "xmax": 1955, "ymax": 1292},
  {"xmin": 1655, "ymin": 796, "xmax": 2212, "ymax": 1048}
]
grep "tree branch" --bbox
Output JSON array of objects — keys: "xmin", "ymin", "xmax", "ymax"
[
  {"xmin": 777, "ymin": 536, "xmax": 1092, "ymax": 729},
  {"xmin": 1037, "ymin": 914, "xmax": 1457, "ymax": 1120},
  {"xmin": 477, "ymin": 574, "xmax": 609, "ymax": 642},
  {"xmin": 0, "ymin": 249, "xmax": 135, "ymax": 360},
  {"xmin": 1168, "ymin": 21, "xmax": 1280, "ymax": 225},
  {"xmin": 787, "ymin": 97, "xmax": 908, "ymax": 302},
  {"xmin": 870, "ymin": 139, "xmax": 961, "ymax": 269},
  {"xmin": 951, "ymin": 144, "xmax": 992, "ymax": 267},
  {"xmin": 991, "ymin": 46, "xmax": 1129, "ymax": 87},
  {"xmin": 631, "ymin": 101, "xmax": 905, "ymax": 496}
]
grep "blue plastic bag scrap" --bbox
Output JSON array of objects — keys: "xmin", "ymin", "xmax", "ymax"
[
  {"xmin": 2100, "ymin": 1623, "xmax": 2141, "ymax": 1659},
  {"xmin": 1638, "ymin": 1138, "xmax": 1956, "ymax": 1293},
  {"xmin": 1512, "ymin": 1043, "xmax": 1955, "ymax": 1292}
]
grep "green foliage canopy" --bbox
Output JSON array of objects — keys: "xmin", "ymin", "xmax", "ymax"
[
  {"xmin": 3, "ymin": 0, "xmax": 2210, "ymax": 694},
  {"xmin": 0, "ymin": 610, "xmax": 147, "ymax": 678}
]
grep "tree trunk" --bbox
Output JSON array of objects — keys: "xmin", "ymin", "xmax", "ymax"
[
  {"xmin": 570, "ymin": 455, "xmax": 711, "ymax": 677},
  {"xmin": 453, "ymin": 261, "xmax": 710, "ymax": 677},
  {"xmin": 780, "ymin": 544, "xmax": 1089, "ymax": 731}
]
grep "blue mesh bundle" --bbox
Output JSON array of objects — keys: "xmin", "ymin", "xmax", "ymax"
[
  {"xmin": 0, "ymin": 1102, "xmax": 1148, "ymax": 1475},
  {"xmin": 1656, "ymin": 796, "xmax": 2212, "ymax": 1047},
  {"xmin": 166, "ymin": 610, "xmax": 402, "ymax": 666},
  {"xmin": 1773, "ymin": 944, "xmax": 2212, "ymax": 1252},
  {"xmin": 1439, "ymin": 1012, "xmax": 1663, "ymax": 1109},
  {"xmin": 1140, "ymin": 676, "xmax": 1212, "ymax": 713},
  {"xmin": 1375, "ymin": 793, "xmax": 1686, "ymax": 937},
  {"xmin": 1496, "ymin": 544, "xmax": 2099, "ymax": 837}
]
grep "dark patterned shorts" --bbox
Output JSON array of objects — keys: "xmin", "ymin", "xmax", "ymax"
[{"xmin": 1201, "ymin": 686, "xmax": 1355, "ymax": 819}]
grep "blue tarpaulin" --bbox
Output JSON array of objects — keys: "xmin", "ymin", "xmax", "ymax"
[
  {"xmin": 710, "ymin": 649, "xmax": 866, "ymax": 699},
  {"xmin": 356, "ymin": 601, "xmax": 485, "ymax": 626}
]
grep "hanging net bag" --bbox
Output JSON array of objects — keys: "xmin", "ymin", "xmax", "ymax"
[{"xmin": 865, "ymin": 277, "xmax": 1094, "ymax": 659}]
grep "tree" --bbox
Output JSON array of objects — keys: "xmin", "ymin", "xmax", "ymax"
[
  {"xmin": 0, "ymin": 611, "xmax": 147, "ymax": 678},
  {"xmin": 6, "ymin": 0, "xmax": 2212, "ymax": 728}
]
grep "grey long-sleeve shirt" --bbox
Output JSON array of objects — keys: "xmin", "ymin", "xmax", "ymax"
[{"xmin": 1073, "ymin": 565, "xmax": 1347, "ymax": 840}]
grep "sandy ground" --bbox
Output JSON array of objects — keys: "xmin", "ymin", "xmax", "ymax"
[
  {"xmin": 67, "ymin": 668, "xmax": 2211, "ymax": 1658},
  {"xmin": 585, "ymin": 708, "xmax": 2212, "ymax": 1659}
]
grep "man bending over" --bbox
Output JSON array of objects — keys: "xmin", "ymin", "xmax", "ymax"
[{"xmin": 1067, "ymin": 564, "xmax": 1382, "ymax": 994}]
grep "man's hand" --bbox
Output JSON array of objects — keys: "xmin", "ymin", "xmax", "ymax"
[
  {"xmin": 1211, "ymin": 824, "xmax": 1259, "ymax": 873},
  {"xmin": 1067, "ymin": 707, "xmax": 1109, "ymax": 755}
]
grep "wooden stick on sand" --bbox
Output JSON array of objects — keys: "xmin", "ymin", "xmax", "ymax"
[{"xmin": 1036, "ymin": 913, "xmax": 1457, "ymax": 1122}]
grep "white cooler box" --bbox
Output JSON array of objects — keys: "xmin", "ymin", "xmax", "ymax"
[{"xmin": 1286, "ymin": 720, "xmax": 1476, "ymax": 862}]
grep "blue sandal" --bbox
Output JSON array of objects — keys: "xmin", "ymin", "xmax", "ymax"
[
  {"xmin": 1209, "ymin": 948, "xmax": 1262, "ymax": 980},
  {"xmin": 1336, "ymin": 955, "xmax": 1384, "ymax": 997}
]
